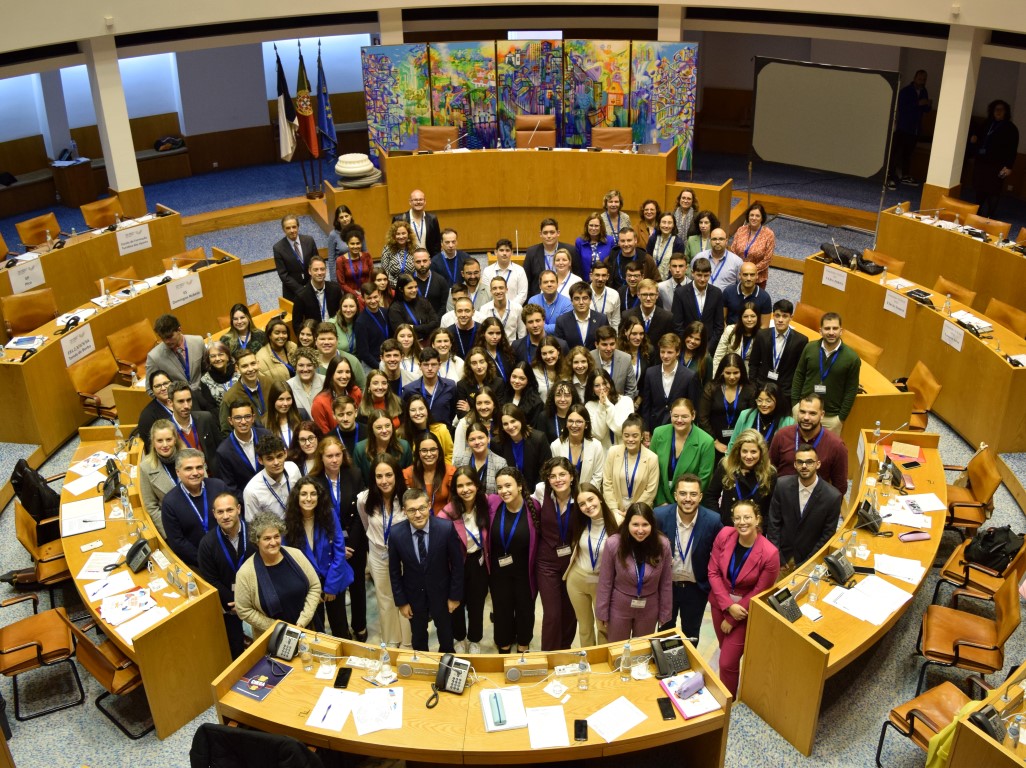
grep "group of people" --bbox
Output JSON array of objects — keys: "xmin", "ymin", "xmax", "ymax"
[{"xmin": 133, "ymin": 187, "xmax": 866, "ymax": 697}]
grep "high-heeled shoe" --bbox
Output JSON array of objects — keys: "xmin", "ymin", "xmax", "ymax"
[{"xmin": 353, "ymin": 628, "xmax": 368, "ymax": 642}]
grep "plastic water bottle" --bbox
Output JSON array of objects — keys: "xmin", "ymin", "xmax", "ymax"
[
  {"xmin": 1009, "ymin": 715, "xmax": 1022, "ymax": 748},
  {"xmin": 954, "ymin": 214, "xmax": 960, "ymax": 227},
  {"xmin": 45, "ymin": 229, "xmax": 53, "ymax": 251},
  {"xmin": 808, "ymin": 570, "xmax": 821, "ymax": 603},
  {"xmin": 880, "ymin": 266, "xmax": 887, "ymax": 285},
  {"xmin": 943, "ymin": 294, "xmax": 952, "ymax": 316},
  {"xmin": 205, "ymin": 332, "xmax": 212, "ymax": 348},
  {"xmin": 619, "ymin": 640, "xmax": 632, "ymax": 682},
  {"xmin": 577, "ymin": 655, "xmax": 590, "ymax": 691},
  {"xmin": 998, "ymin": 231, "xmax": 1006, "ymax": 247},
  {"xmin": 70, "ymin": 226, "xmax": 77, "ymax": 238},
  {"xmin": 845, "ymin": 530, "xmax": 859, "ymax": 559},
  {"xmin": 186, "ymin": 572, "xmax": 199, "ymax": 601},
  {"xmin": 378, "ymin": 642, "xmax": 392, "ymax": 677},
  {"xmin": 130, "ymin": 370, "xmax": 139, "ymax": 387},
  {"xmin": 894, "ymin": 202, "xmax": 904, "ymax": 216},
  {"xmin": 299, "ymin": 634, "xmax": 314, "ymax": 672},
  {"xmin": 631, "ymin": 141, "xmax": 638, "ymax": 154}
]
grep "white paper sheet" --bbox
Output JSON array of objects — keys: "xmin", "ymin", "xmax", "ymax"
[
  {"xmin": 63, "ymin": 469, "xmax": 105, "ymax": 497},
  {"xmin": 900, "ymin": 493, "xmax": 946, "ymax": 513},
  {"xmin": 353, "ymin": 687, "xmax": 403, "ymax": 736},
  {"xmin": 115, "ymin": 606, "xmax": 170, "ymax": 645},
  {"xmin": 823, "ymin": 574, "xmax": 911, "ymax": 626},
  {"xmin": 527, "ymin": 706, "xmax": 570, "ymax": 748},
  {"xmin": 305, "ymin": 688, "xmax": 358, "ymax": 731},
  {"xmin": 882, "ymin": 502, "xmax": 932, "ymax": 529},
  {"xmin": 76, "ymin": 551, "xmax": 121, "ymax": 580},
  {"xmin": 587, "ymin": 696, "xmax": 647, "ymax": 743},
  {"xmin": 874, "ymin": 553, "xmax": 926, "ymax": 585},
  {"xmin": 60, "ymin": 496, "xmax": 107, "ymax": 536},
  {"xmin": 480, "ymin": 687, "xmax": 528, "ymax": 732},
  {"xmin": 69, "ymin": 450, "xmax": 116, "ymax": 476},
  {"xmin": 84, "ymin": 569, "xmax": 135, "ymax": 602}
]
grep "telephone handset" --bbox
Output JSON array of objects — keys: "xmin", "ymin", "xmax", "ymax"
[
  {"xmin": 855, "ymin": 499, "xmax": 884, "ymax": 535},
  {"xmin": 824, "ymin": 549, "xmax": 856, "ymax": 585},
  {"xmin": 267, "ymin": 622, "xmax": 302, "ymax": 661},
  {"xmin": 768, "ymin": 586, "xmax": 803, "ymax": 623},
  {"xmin": 650, "ymin": 636, "xmax": 690, "ymax": 679},
  {"xmin": 968, "ymin": 704, "xmax": 1006, "ymax": 741},
  {"xmin": 435, "ymin": 653, "xmax": 470, "ymax": 694}
]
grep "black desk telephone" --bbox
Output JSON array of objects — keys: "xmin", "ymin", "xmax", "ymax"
[
  {"xmin": 824, "ymin": 549, "xmax": 856, "ymax": 585},
  {"xmin": 768, "ymin": 586, "xmax": 802, "ymax": 623},
  {"xmin": 969, "ymin": 704, "xmax": 1006, "ymax": 741},
  {"xmin": 651, "ymin": 636, "xmax": 691, "ymax": 678},
  {"xmin": 435, "ymin": 653, "xmax": 470, "ymax": 694}
]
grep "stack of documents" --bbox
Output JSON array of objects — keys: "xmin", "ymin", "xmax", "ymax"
[
  {"xmin": 99, "ymin": 588, "xmax": 157, "ymax": 626},
  {"xmin": 874, "ymin": 554, "xmax": 926, "ymax": 585},
  {"xmin": 5, "ymin": 336, "xmax": 47, "ymax": 351},
  {"xmin": 60, "ymin": 496, "xmax": 106, "ymax": 536},
  {"xmin": 951, "ymin": 309, "xmax": 993, "ymax": 334},
  {"xmin": 823, "ymin": 574, "xmax": 911, "ymax": 625}
]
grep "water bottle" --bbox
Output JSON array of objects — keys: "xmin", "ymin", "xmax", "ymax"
[
  {"xmin": 70, "ymin": 139, "xmax": 80, "ymax": 161},
  {"xmin": 122, "ymin": 486, "xmax": 134, "ymax": 528},
  {"xmin": 70, "ymin": 226, "xmax": 77, "ymax": 238},
  {"xmin": 1009, "ymin": 715, "xmax": 1022, "ymax": 748},
  {"xmin": 577, "ymin": 655, "xmax": 590, "ymax": 691},
  {"xmin": 998, "ymin": 231, "xmax": 1006, "ymax": 247},
  {"xmin": 894, "ymin": 202, "xmax": 903, "ymax": 216},
  {"xmin": 45, "ymin": 229, "xmax": 53, "ymax": 251},
  {"xmin": 205, "ymin": 332, "xmax": 212, "ymax": 348},
  {"xmin": 808, "ymin": 570, "xmax": 821, "ymax": 603},
  {"xmin": 130, "ymin": 370, "xmax": 139, "ymax": 387},
  {"xmin": 114, "ymin": 213, "xmax": 121, "ymax": 227},
  {"xmin": 943, "ymin": 294, "xmax": 952, "ymax": 316},
  {"xmin": 850, "ymin": 253, "xmax": 858, "ymax": 272},
  {"xmin": 186, "ymin": 572, "xmax": 199, "ymax": 601},
  {"xmin": 845, "ymin": 530, "xmax": 858, "ymax": 559},
  {"xmin": 299, "ymin": 634, "xmax": 314, "ymax": 672},
  {"xmin": 631, "ymin": 141, "xmax": 638, "ymax": 154},
  {"xmin": 619, "ymin": 640, "xmax": 632, "ymax": 682},
  {"xmin": 954, "ymin": 214, "xmax": 960, "ymax": 227},
  {"xmin": 879, "ymin": 266, "xmax": 887, "ymax": 285},
  {"xmin": 873, "ymin": 421, "xmax": 881, "ymax": 440},
  {"xmin": 379, "ymin": 642, "xmax": 392, "ymax": 677}
]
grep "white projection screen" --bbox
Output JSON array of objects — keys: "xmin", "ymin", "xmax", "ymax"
[{"xmin": 752, "ymin": 58, "xmax": 899, "ymax": 178}]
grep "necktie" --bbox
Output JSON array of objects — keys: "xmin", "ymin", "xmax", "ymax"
[
  {"xmin": 416, "ymin": 529, "xmax": 427, "ymax": 563},
  {"xmin": 177, "ymin": 347, "xmax": 187, "ymax": 370},
  {"xmin": 292, "ymin": 239, "xmax": 303, "ymax": 266}
]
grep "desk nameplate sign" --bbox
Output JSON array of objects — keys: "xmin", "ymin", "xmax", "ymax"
[
  {"xmin": 941, "ymin": 320, "xmax": 964, "ymax": 352},
  {"xmin": 883, "ymin": 291, "xmax": 908, "ymax": 319},
  {"xmin": 821, "ymin": 267, "xmax": 847, "ymax": 292},
  {"xmin": 116, "ymin": 223, "xmax": 153, "ymax": 256},
  {"xmin": 61, "ymin": 324, "xmax": 96, "ymax": 367},
  {"xmin": 167, "ymin": 273, "xmax": 203, "ymax": 309},
  {"xmin": 9, "ymin": 260, "xmax": 44, "ymax": 294}
]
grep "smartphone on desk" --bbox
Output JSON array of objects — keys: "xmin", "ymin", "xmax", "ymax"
[
  {"xmin": 574, "ymin": 719, "xmax": 588, "ymax": 741},
  {"xmin": 334, "ymin": 667, "xmax": 352, "ymax": 689},
  {"xmin": 657, "ymin": 697, "xmax": 677, "ymax": 720}
]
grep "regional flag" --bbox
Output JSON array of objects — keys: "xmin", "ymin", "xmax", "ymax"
[
  {"xmin": 295, "ymin": 46, "xmax": 320, "ymax": 158},
  {"xmin": 316, "ymin": 42, "xmax": 337, "ymax": 156},
  {"xmin": 275, "ymin": 48, "xmax": 298, "ymax": 162}
]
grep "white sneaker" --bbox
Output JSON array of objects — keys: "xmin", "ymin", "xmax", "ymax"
[
  {"xmin": 469, "ymin": 642, "xmax": 482, "ymax": 654},
  {"xmin": 454, "ymin": 639, "xmax": 469, "ymax": 654}
]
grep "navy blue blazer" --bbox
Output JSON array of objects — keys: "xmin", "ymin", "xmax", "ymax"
[
  {"xmin": 215, "ymin": 427, "xmax": 270, "ymax": 498},
  {"xmin": 161, "ymin": 477, "xmax": 230, "ymax": 568},
  {"xmin": 639, "ymin": 364, "xmax": 700, "ymax": 434},
  {"xmin": 672, "ymin": 283, "xmax": 726, "ymax": 351},
  {"xmin": 403, "ymin": 376, "xmax": 457, "ymax": 427},
  {"xmin": 513, "ymin": 335, "xmax": 568, "ymax": 365},
  {"xmin": 553, "ymin": 310, "xmax": 609, "ymax": 350},
  {"xmin": 354, "ymin": 308, "xmax": 391, "ymax": 370},
  {"xmin": 653, "ymin": 504, "xmax": 724, "ymax": 593},
  {"xmin": 388, "ymin": 516, "xmax": 464, "ymax": 612},
  {"xmin": 621, "ymin": 305, "xmax": 676, "ymax": 361}
]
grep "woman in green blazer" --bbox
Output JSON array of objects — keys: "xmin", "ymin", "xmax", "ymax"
[
  {"xmin": 649, "ymin": 397, "xmax": 716, "ymax": 505},
  {"xmin": 726, "ymin": 382, "xmax": 795, "ymax": 453}
]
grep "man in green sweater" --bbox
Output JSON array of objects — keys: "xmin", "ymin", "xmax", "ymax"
[{"xmin": 789, "ymin": 312, "xmax": 860, "ymax": 435}]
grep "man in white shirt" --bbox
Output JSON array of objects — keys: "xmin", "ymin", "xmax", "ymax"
[
  {"xmin": 438, "ymin": 284, "xmax": 467, "ymax": 330},
  {"xmin": 476, "ymin": 275, "xmax": 525, "ymax": 343},
  {"xmin": 589, "ymin": 261, "xmax": 620, "ymax": 332},
  {"xmin": 698, "ymin": 228, "xmax": 743, "ymax": 291},
  {"xmin": 243, "ymin": 434, "xmax": 301, "ymax": 522},
  {"xmin": 658, "ymin": 252, "xmax": 689, "ymax": 312},
  {"xmin": 481, "ymin": 238, "xmax": 528, "ymax": 306}
]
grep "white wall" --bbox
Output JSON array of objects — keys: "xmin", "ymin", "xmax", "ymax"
[
  {"xmin": 261, "ymin": 34, "xmax": 371, "ymax": 99},
  {"xmin": 0, "ymin": 74, "xmax": 44, "ymax": 140},
  {"xmin": 177, "ymin": 44, "xmax": 268, "ymax": 135},
  {"xmin": 974, "ymin": 58, "xmax": 1021, "ymax": 115},
  {"xmin": 120, "ymin": 52, "xmax": 180, "ymax": 118}
]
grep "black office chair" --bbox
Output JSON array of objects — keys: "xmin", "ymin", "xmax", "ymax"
[{"xmin": 189, "ymin": 723, "xmax": 325, "ymax": 768}]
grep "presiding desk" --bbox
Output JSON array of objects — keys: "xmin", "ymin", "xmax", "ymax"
[
  {"xmin": 800, "ymin": 256, "xmax": 1026, "ymax": 452},
  {"xmin": 947, "ymin": 663, "xmax": 1026, "ymax": 767},
  {"xmin": 739, "ymin": 429, "xmax": 946, "ymax": 756},
  {"xmin": 213, "ymin": 627, "xmax": 732, "ymax": 766},
  {"xmin": 60, "ymin": 435, "xmax": 230, "ymax": 738},
  {"xmin": 876, "ymin": 207, "xmax": 1026, "ymax": 312},
  {"xmin": 0, "ymin": 208, "xmax": 186, "ymax": 345},
  {"xmin": 0, "ymin": 250, "xmax": 245, "ymax": 453}
]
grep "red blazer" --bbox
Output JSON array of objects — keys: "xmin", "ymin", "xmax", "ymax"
[{"xmin": 707, "ymin": 527, "xmax": 780, "ymax": 628}]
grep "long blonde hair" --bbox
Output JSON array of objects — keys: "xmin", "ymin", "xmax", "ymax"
[{"xmin": 721, "ymin": 428, "xmax": 775, "ymax": 490}]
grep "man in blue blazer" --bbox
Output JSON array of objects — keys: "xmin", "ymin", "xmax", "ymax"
[
  {"xmin": 554, "ymin": 282, "xmax": 609, "ymax": 350},
  {"xmin": 403, "ymin": 347, "xmax": 457, "ymax": 427},
  {"xmin": 640, "ymin": 334, "xmax": 700, "ymax": 435},
  {"xmin": 215, "ymin": 400, "xmax": 270, "ymax": 498},
  {"xmin": 655, "ymin": 473, "xmax": 723, "ymax": 644},
  {"xmin": 388, "ymin": 488, "xmax": 464, "ymax": 652}
]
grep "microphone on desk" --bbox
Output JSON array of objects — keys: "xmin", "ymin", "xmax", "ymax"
[
  {"xmin": 444, "ymin": 132, "xmax": 469, "ymax": 152},
  {"xmin": 870, "ymin": 421, "xmax": 910, "ymax": 460}
]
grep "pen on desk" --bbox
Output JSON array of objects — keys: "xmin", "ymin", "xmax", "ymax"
[{"xmin": 321, "ymin": 704, "xmax": 331, "ymax": 723}]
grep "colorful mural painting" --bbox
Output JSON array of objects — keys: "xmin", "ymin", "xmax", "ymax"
[
  {"xmin": 630, "ymin": 42, "xmax": 698, "ymax": 171},
  {"xmin": 360, "ymin": 44, "xmax": 430, "ymax": 163},
  {"xmin": 428, "ymin": 41, "xmax": 498, "ymax": 150},
  {"xmin": 562, "ymin": 40, "xmax": 631, "ymax": 148},
  {"xmin": 496, "ymin": 40, "xmax": 563, "ymax": 148}
]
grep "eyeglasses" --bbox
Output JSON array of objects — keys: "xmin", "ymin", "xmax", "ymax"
[
  {"xmin": 153, "ymin": 382, "xmax": 170, "ymax": 390},
  {"xmin": 794, "ymin": 459, "xmax": 817, "ymax": 467},
  {"xmin": 231, "ymin": 414, "xmax": 254, "ymax": 422},
  {"xmin": 298, "ymin": 435, "xmax": 318, "ymax": 444},
  {"xmin": 733, "ymin": 515, "xmax": 756, "ymax": 523},
  {"xmin": 419, "ymin": 447, "xmax": 439, "ymax": 455}
]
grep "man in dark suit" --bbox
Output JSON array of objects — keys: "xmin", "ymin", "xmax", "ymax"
[
  {"xmin": 413, "ymin": 247, "xmax": 450, "ymax": 308},
  {"xmin": 354, "ymin": 282, "xmax": 391, "ymax": 372},
  {"xmin": 161, "ymin": 448, "xmax": 230, "ymax": 569},
  {"xmin": 554, "ymin": 282, "xmax": 608, "ymax": 350},
  {"xmin": 590, "ymin": 325, "xmax": 637, "ymax": 398},
  {"xmin": 513, "ymin": 303, "xmax": 568, "ymax": 364},
  {"xmin": 272, "ymin": 213, "xmax": 317, "ymax": 305},
  {"xmin": 523, "ymin": 218, "xmax": 576, "ymax": 298},
  {"xmin": 640, "ymin": 333, "xmax": 700, "ymax": 435},
  {"xmin": 621, "ymin": 278, "xmax": 675, "ymax": 362},
  {"xmin": 672, "ymin": 256, "xmax": 726, "ymax": 350},
  {"xmin": 145, "ymin": 313, "xmax": 205, "ymax": 389},
  {"xmin": 167, "ymin": 382, "xmax": 222, "ymax": 475},
  {"xmin": 215, "ymin": 399, "xmax": 270, "ymax": 498},
  {"xmin": 748, "ymin": 299, "xmax": 809, "ymax": 404},
  {"xmin": 403, "ymin": 348, "xmax": 457, "ymax": 426},
  {"xmin": 393, "ymin": 189, "xmax": 441, "ymax": 258},
  {"xmin": 605, "ymin": 227, "xmax": 659, "ymax": 290},
  {"xmin": 388, "ymin": 488, "xmax": 464, "ymax": 652},
  {"xmin": 430, "ymin": 229, "xmax": 469, "ymax": 286},
  {"xmin": 766, "ymin": 443, "xmax": 842, "ymax": 569},
  {"xmin": 654, "ymin": 473, "xmax": 723, "ymax": 644},
  {"xmin": 196, "ymin": 491, "xmax": 254, "ymax": 658},
  {"xmin": 292, "ymin": 256, "xmax": 342, "ymax": 336}
]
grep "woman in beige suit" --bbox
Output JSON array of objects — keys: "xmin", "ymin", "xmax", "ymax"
[{"xmin": 601, "ymin": 414, "xmax": 659, "ymax": 515}]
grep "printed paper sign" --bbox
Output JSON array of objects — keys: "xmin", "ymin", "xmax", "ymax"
[
  {"xmin": 883, "ymin": 291, "xmax": 908, "ymax": 319},
  {"xmin": 167, "ymin": 273, "xmax": 202, "ymax": 309},
  {"xmin": 116, "ymin": 223, "xmax": 152, "ymax": 256},
  {"xmin": 9, "ymin": 260, "xmax": 44, "ymax": 293},
  {"xmin": 822, "ymin": 267, "xmax": 847, "ymax": 292},
  {"xmin": 941, "ymin": 321, "xmax": 964, "ymax": 352},
  {"xmin": 61, "ymin": 324, "xmax": 96, "ymax": 366}
]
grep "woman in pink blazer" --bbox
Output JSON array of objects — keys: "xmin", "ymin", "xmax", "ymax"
[
  {"xmin": 596, "ymin": 503, "xmax": 673, "ymax": 642},
  {"xmin": 707, "ymin": 499, "xmax": 780, "ymax": 695}
]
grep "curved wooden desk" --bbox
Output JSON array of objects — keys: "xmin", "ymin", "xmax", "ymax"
[
  {"xmin": 739, "ymin": 429, "xmax": 946, "ymax": 756},
  {"xmin": 60, "ymin": 435, "xmax": 231, "ymax": 739},
  {"xmin": 947, "ymin": 664, "xmax": 1026, "ymax": 767},
  {"xmin": 800, "ymin": 256, "xmax": 1026, "ymax": 452},
  {"xmin": 213, "ymin": 628, "xmax": 732, "ymax": 766},
  {"xmin": 0, "ymin": 250, "xmax": 245, "ymax": 452}
]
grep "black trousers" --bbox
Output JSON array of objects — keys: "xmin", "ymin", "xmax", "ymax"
[
  {"xmin": 225, "ymin": 614, "xmax": 246, "ymax": 659},
  {"xmin": 660, "ymin": 580, "xmax": 709, "ymax": 645},
  {"xmin": 312, "ymin": 591, "xmax": 351, "ymax": 638},
  {"xmin": 345, "ymin": 541, "xmax": 368, "ymax": 634},
  {"xmin": 489, "ymin": 564, "xmax": 535, "ymax": 649},
  {"xmin": 451, "ymin": 555, "xmax": 488, "ymax": 643},
  {"xmin": 411, "ymin": 597, "xmax": 455, "ymax": 652},
  {"xmin": 890, "ymin": 130, "xmax": 917, "ymax": 179}
]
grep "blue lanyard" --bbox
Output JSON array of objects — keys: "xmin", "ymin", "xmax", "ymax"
[
  {"xmin": 216, "ymin": 519, "xmax": 247, "ymax": 571},
  {"xmin": 239, "ymin": 331, "xmax": 251, "ymax": 350},
  {"xmin": 443, "ymin": 255, "xmax": 459, "ymax": 284},
  {"xmin": 511, "ymin": 439, "xmax": 524, "ymax": 472},
  {"xmin": 456, "ymin": 326, "xmax": 476, "ymax": 359},
  {"xmin": 327, "ymin": 476, "xmax": 341, "ymax": 518},
  {"xmin": 397, "ymin": 249, "xmax": 409, "ymax": 275},
  {"xmin": 592, "ymin": 290, "xmax": 607, "ymax": 315},
  {"xmin": 553, "ymin": 497, "xmax": 571, "ymax": 545},
  {"xmin": 317, "ymin": 290, "xmax": 327, "ymax": 321},
  {"xmin": 634, "ymin": 559, "xmax": 646, "ymax": 597},
  {"xmin": 819, "ymin": 344, "xmax": 840, "ymax": 382},
  {"xmin": 347, "ymin": 252, "xmax": 363, "ymax": 286},
  {"xmin": 471, "ymin": 454, "xmax": 488, "ymax": 485},
  {"xmin": 655, "ymin": 236, "xmax": 673, "ymax": 267},
  {"xmin": 771, "ymin": 330, "xmax": 789, "ymax": 371},
  {"xmin": 242, "ymin": 382, "xmax": 265, "ymax": 416},
  {"xmin": 587, "ymin": 519, "xmax": 606, "ymax": 569},
  {"xmin": 417, "ymin": 271, "xmax": 432, "ymax": 298},
  {"xmin": 174, "ymin": 418, "xmax": 199, "ymax": 450},
  {"xmin": 543, "ymin": 297, "xmax": 560, "ymax": 324},
  {"xmin": 626, "ymin": 292, "xmax": 639, "ymax": 310},
  {"xmin": 567, "ymin": 441, "xmax": 583, "ymax": 476},
  {"xmin": 728, "ymin": 544, "xmax": 753, "ymax": 590},
  {"xmin": 756, "ymin": 413, "xmax": 775, "ymax": 444},
  {"xmin": 368, "ymin": 309, "xmax": 388, "ymax": 338},
  {"xmin": 796, "ymin": 426, "xmax": 825, "ymax": 452},
  {"xmin": 184, "ymin": 484, "xmax": 209, "ymax": 532},
  {"xmin": 711, "ymin": 256, "xmax": 727, "ymax": 285},
  {"xmin": 465, "ymin": 517, "xmax": 482, "ymax": 550},
  {"xmin": 722, "ymin": 388, "xmax": 739, "ymax": 427},
  {"xmin": 499, "ymin": 503, "xmax": 524, "ymax": 554},
  {"xmin": 676, "ymin": 520, "xmax": 695, "ymax": 565},
  {"xmin": 492, "ymin": 305, "xmax": 510, "ymax": 331},
  {"xmin": 491, "ymin": 352, "xmax": 506, "ymax": 380},
  {"xmin": 262, "ymin": 474, "xmax": 290, "ymax": 511},
  {"xmin": 736, "ymin": 477, "xmax": 761, "ymax": 500},
  {"xmin": 162, "ymin": 462, "xmax": 179, "ymax": 486},
  {"xmin": 577, "ymin": 317, "xmax": 591, "ymax": 347},
  {"xmin": 743, "ymin": 226, "xmax": 762, "ymax": 258},
  {"xmin": 669, "ymin": 429, "xmax": 686, "ymax": 475},
  {"xmin": 741, "ymin": 336, "xmax": 753, "ymax": 360},
  {"xmin": 421, "ymin": 380, "xmax": 438, "ymax": 410},
  {"xmin": 383, "ymin": 501, "xmax": 396, "ymax": 549},
  {"xmin": 605, "ymin": 212, "xmax": 621, "ymax": 238},
  {"xmin": 230, "ymin": 432, "xmax": 259, "ymax": 472},
  {"xmin": 271, "ymin": 348, "xmax": 294, "ymax": 375},
  {"xmin": 403, "ymin": 301, "xmax": 419, "ymax": 325},
  {"xmin": 624, "ymin": 450, "xmax": 641, "ymax": 498},
  {"xmin": 178, "ymin": 344, "xmax": 190, "ymax": 378}
]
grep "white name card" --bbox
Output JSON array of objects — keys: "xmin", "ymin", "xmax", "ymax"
[
  {"xmin": 60, "ymin": 324, "xmax": 96, "ymax": 366},
  {"xmin": 822, "ymin": 266, "xmax": 847, "ymax": 291},
  {"xmin": 941, "ymin": 320, "xmax": 964, "ymax": 352},
  {"xmin": 167, "ymin": 273, "xmax": 202, "ymax": 309},
  {"xmin": 9, "ymin": 260, "xmax": 44, "ymax": 293},
  {"xmin": 883, "ymin": 291, "xmax": 908, "ymax": 319},
  {"xmin": 116, "ymin": 223, "xmax": 152, "ymax": 256}
]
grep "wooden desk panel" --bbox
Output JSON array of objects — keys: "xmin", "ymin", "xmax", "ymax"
[
  {"xmin": 0, "ymin": 211, "xmax": 186, "ymax": 344},
  {"xmin": 739, "ymin": 431, "xmax": 945, "ymax": 756},
  {"xmin": 801, "ymin": 257, "xmax": 1026, "ymax": 452},
  {"xmin": 214, "ymin": 628, "xmax": 731, "ymax": 766},
  {"xmin": 61, "ymin": 438, "xmax": 231, "ymax": 739},
  {"xmin": 948, "ymin": 667, "xmax": 1026, "ymax": 768},
  {"xmin": 0, "ymin": 253, "xmax": 245, "ymax": 452}
]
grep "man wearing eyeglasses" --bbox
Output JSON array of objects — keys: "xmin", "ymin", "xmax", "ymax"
[
  {"xmin": 766, "ymin": 444, "xmax": 842, "ymax": 569},
  {"xmin": 621, "ymin": 278, "xmax": 675, "ymax": 350}
]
